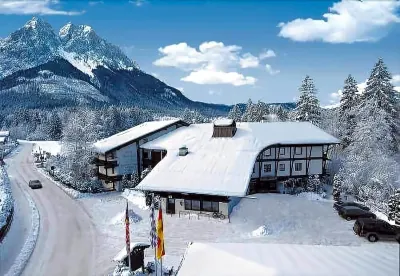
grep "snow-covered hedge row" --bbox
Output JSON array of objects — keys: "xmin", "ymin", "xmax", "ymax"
[{"xmin": 0, "ymin": 166, "xmax": 13, "ymax": 232}]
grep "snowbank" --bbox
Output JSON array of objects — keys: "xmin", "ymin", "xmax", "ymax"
[
  {"xmin": 110, "ymin": 209, "xmax": 142, "ymax": 225},
  {"xmin": 37, "ymin": 168, "xmax": 84, "ymax": 199},
  {"xmin": 121, "ymin": 189, "xmax": 148, "ymax": 210},
  {"xmin": 177, "ymin": 242, "xmax": 399, "ymax": 276},
  {"xmin": 4, "ymin": 188, "xmax": 40, "ymax": 276},
  {"xmin": 0, "ymin": 167, "xmax": 13, "ymax": 233}
]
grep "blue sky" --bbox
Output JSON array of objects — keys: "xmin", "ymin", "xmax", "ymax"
[{"xmin": 0, "ymin": 0, "xmax": 399, "ymax": 106}]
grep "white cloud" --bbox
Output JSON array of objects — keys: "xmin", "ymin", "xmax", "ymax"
[
  {"xmin": 278, "ymin": 0, "xmax": 400, "ymax": 43},
  {"xmin": 88, "ymin": 1, "xmax": 103, "ymax": 6},
  {"xmin": 154, "ymin": 41, "xmax": 258, "ymax": 86},
  {"xmin": 0, "ymin": 0, "xmax": 84, "ymax": 15},
  {"xmin": 330, "ymin": 78, "xmax": 400, "ymax": 105},
  {"xmin": 129, "ymin": 0, "xmax": 146, "ymax": 7},
  {"xmin": 392, "ymin": 74, "xmax": 400, "ymax": 85},
  {"xmin": 265, "ymin": 64, "xmax": 280, "ymax": 75},
  {"xmin": 239, "ymin": 53, "xmax": 259, "ymax": 68},
  {"xmin": 181, "ymin": 70, "xmax": 256, "ymax": 86},
  {"xmin": 259, "ymin": 49, "xmax": 276, "ymax": 59},
  {"xmin": 208, "ymin": 90, "xmax": 222, "ymax": 96}
]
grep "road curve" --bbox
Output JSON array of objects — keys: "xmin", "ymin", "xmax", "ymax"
[{"xmin": 4, "ymin": 144, "xmax": 98, "ymax": 276}]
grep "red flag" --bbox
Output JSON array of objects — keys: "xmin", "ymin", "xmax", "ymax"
[{"xmin": 125, "ymin": 201, "xmax": 130, "ymax": 258}]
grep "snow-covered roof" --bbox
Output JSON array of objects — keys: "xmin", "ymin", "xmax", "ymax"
[
  {"xmin": 93, "ymin": 120, "xmax": 181, "ymax": 154},
  {"xmin": 136, "ymin": 122, "xmax": 340, "ymax": 197},
  {"xmin": 113, "ymin": 242, "xmax": 150, "ymax": 262},
  {"xmin": 0, "ymin": 131, "xmax": 10, "ymax": 137},
  {"xmin": 213, "ymin": 119, "xmax": 234, "ymax": 126},
  {"xmin": 0, "ymin": 137, "xmax": 5, "ymax": 143},
  {"xmin": 177, "ymin": 242, "xmax": 399, "ymax": 276}
]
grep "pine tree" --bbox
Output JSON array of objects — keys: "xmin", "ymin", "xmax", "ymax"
[
  {"xmin": 332, "ymin": 174, "xmax": 343, "ymax": 201},
  {"xmin": 362, "ymin": 58, "xmax": 400, "ymax": 153},
  {"xmin": 276, "ymin": 106, "xmax": 289, "ymax": 122},
  {"xmin": 253, "ymin": 101, "xmax": 269, "ymax": 122},
  {"xmin": 241, "ymin": 99, "xmax": 258, "ymax": 122},
  {"xmin": 338, "ymin": 75, "xmax": 358, "ymax": 147},
  {"xmin": 388, "ymin": 189, "xmax": 400, "ymax": 221},
  {"xmin": 227, "ymin": 104, "xmax": 242, "ymax": 122},
  {"xmin": 181, "ymin": 108, "xmax": 192, "ymax": 124},
  {"xmin": 294, "ymin": 76, "xmax": 321, "ymax": 126}
]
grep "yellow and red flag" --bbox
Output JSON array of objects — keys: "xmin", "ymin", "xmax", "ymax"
[{"xmin": 156, "ymin": 206, "xmax": 165, "ymax": 259}]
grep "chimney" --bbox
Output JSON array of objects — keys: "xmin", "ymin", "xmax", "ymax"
[
  {"xmin": 212, "ymin": 119, "xmax": 237, "ymax": 138},
  {"xmin": 179, "ymin": 146, "xmax": 188, "ymax": 156}
]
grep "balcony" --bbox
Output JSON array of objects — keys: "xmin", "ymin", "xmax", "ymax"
[
  {"xmin": 93, "ymin": 157, "xmax": 118, "ymax": 167},
  {"xmin": 97, "ymin": 172, "xmax": 122, "ymax": 182}
]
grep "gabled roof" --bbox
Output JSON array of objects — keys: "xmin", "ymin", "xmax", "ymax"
[
  {"xmin": 136, "ymin": 122, "xmax": 340, "ymax": 197},
  {"xmin": 93, "ymin": 120, "xmax": 183, "ymax": 154},
  {"xmin": 177, "ymin": 242, "xmax": 398, "ymax": 276}
]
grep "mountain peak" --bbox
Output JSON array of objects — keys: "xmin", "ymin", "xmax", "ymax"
[{"xmin": 24, "ymin": 17, "xmax": 52, "ymax": 31}]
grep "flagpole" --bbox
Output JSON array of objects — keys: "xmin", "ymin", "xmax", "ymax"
[
  {"xmin": 152, "ymin": 193, "xmax": 158, "ymax": 276},
  {"xmin": 126, "ymin": 200, "xmax": 131, "ymax": 272}
]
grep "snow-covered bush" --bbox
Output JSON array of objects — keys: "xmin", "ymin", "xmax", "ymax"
[
  {"xmin": 0, "ymin": 166, "xmax": 13, "ymax": 231},
  {"xmin": 141, "ymin": 168, "xmax": 152, "ymax": 180}
]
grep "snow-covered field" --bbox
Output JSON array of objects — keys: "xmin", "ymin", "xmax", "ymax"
[
  {"xmin": 27, "ymin": 140, "xmax": 62, "ymax": 156},
  {"xmin": 78, "ymin": 190, "xmax": 397, "ymax": 274}
]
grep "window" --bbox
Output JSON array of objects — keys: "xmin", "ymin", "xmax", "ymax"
[
  {"xmin": 295, "ymin": 147, "xmax": 302, "ymax": 155},
  {"xmin": 202, "ymin": 201, "xmax": 219, "ymax": 212},
  {"xmin": 184, "ymin": 199, "xmax": 192, "ymax": 210},
  {"xmin": 279, "ymin": 148, "xmax": 285, "ymax": 155},
  {"xmin": 184, "ymin": 199, "xmax": 219, "ymax": 212},
  {"xmin": 253, "ymin": 166, "xmax": 255, "ymax": 174},
  {"xmin": 263, "ymin": 163, "xmax": 272, "ymax": 172},
  {"xmin": 295, "ymin": 163, "xmax": 302, "ymax": 171},
  {"xmin": 279, "ymin": 163, "xmax": 285, "ymax": 171},
  {"xmin": 264, "ymin": 149, "xmax": 271, "ymax": 157},
  {"xmin": 191, "ymin": 200, "xmax": 201, "ymax": 211},
  {"xmin": 143, "ymin": 151, "xmax": 149, "ymax": 159}
]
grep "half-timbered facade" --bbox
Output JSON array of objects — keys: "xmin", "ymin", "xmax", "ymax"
[
  {"xmin": 93, "ymin": 120, "xmax": 188, "ymax": 190},
  {"xmin": 136, "ymin": 120, "xmax": 340, "ymax": 219},
  {"xmin": 249, "ymin": 144, "xmax": 333, "ymax": 193}
]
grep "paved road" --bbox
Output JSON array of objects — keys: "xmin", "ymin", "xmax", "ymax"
[
  {"xmin": 1, "ymin": 144, "xmax": 98, "ymax": 276},
  {"xmin": 0, "ymin": 147, "xmax": 32, "ymax": 276}
]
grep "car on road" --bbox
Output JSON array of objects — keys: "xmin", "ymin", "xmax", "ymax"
[
  {"xmin": 353, "ymin": 218, "xmax": 400, "ymax": 243},
  {"xmin": 338, "ymin": 206, "xmax": 376, "ymax": 221},
  {"xmin": 29, "ymin": 180, "xmax": 42, "ymax": 189},
  {"xmin": 333, "ymin": 201, "xmax": 370, "ymax": 212}
]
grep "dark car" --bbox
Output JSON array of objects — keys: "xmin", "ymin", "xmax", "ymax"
[
  {"xmin": 333, "ymin": 201, "xmax": 370, "ymax": 212},
  {"xmin": 338, "ymin": 206, "xmax": 376, "ymax": 221},
  {"xmin": 28, "ymin": 180, "xmax": 42, "ymax": 189},
  {"xmin": 353, "ymin": 218, "xmax": 400, "ymax": 243}
]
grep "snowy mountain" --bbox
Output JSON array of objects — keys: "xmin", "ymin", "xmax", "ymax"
[
  {"xmin": 0, "ymin": 17, "xmax": 291, "ymax": 115},
  {"xmin": 0, "ymin": 17, "xmax": 60, "ymax": 78}
]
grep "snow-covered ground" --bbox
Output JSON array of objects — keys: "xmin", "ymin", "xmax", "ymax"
[{"xmin": 78, "ymin": 191, "xmax": 397, "ymax": 274}]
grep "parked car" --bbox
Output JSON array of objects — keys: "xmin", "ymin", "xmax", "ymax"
[
  {"xmin": 28, "ymin": 180, "xmax": 42, "ymax": 189},
  {"xmin": 333, "ymin": 201, "xmax": 370, "ymax": 212},
  {"xmin": 353, "ymin": 218, "xmax": 400, "ymax": 243},
  {"xmin": 338, "ymin": 206, "xmax": 376, "ymax": 221}
]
